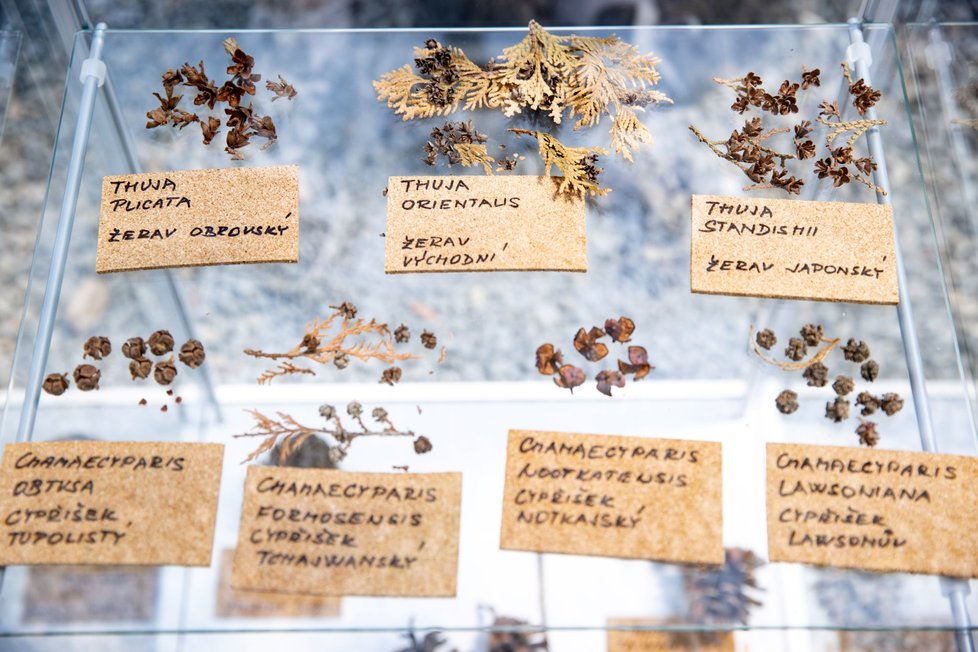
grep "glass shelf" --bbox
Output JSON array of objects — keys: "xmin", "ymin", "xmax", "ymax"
[
  {"xmin": 1, "ymin": 24, "xmax": 975, "ymax": 649},
  {"xmin": 905, "ymin": 22, "xmax": 978, "ymax": 426}
]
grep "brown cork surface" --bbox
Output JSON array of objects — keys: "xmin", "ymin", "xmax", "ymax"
[
  {"xmin": 500, "ymin": 430, "xmax": 723, "ymax": 564},
  {"xmin": 0, "ymin": 441, "xmax": 224, "ymax": 566},
  {"xmin": 96, "ymin": 165, "xmax": 299, "ymax": 273},
  {"xmin": 385, "ymin": 175, "xmax": 586, "ymax": 273},
  {"xmin": 690, "ymin": 194, "xmax": 898, "ymax": 304},
  {"xmin": 231, "ymin": 467, "xmax": 461, "ymax": 597},
  {"xmin": 215, "ymin": 549, "xmax": 341, "ymax": 619},
  {"xmin": 607, "ymin": 620, "xmax": 734, "ymax": 652},
  {"xmin": 766, "ymin": 442, "xmax": 978, "ymax": 577}
]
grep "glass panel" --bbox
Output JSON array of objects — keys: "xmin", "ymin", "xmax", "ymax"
[
  {"xmin": 0, "ymin": 30, "xmax": 21, "ymax": 143},
  {"xmin": 1, "ymin": 25, "xmax": 974, "ymax": 640}
]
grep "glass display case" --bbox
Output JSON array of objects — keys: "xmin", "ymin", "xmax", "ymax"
[
  {"xmin": 0, "ymin": 30, "xmax": 20, "ymax": 143},
  {"xmin": 0, "ymin": 23, "xmax": 975, "ymax": 651}
]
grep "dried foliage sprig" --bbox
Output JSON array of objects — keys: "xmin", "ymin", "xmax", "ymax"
[
  {"xmin": 690, "ymin": 63, "xmax": 886, "ymax": 195},
  {"xmin": 243, "ymin": 302, "xmax": 434, "ymax": 384},
  {"xmin": 373, "ymin": 22, "xmax": 670, "ymax": 197},
  {"xmin": 752, "ymin": 323, "xmax": 903, "ymax": 447},
  {"xmin": 235, "ymin": 402, "xmax": 431, "ymax": 465},
  {"xmin": 146, "ymin": 37, "xmax": 295, "ymax": 160},
  {"xmin": 510, "ymin": 128, "xmax": 608, "ymax": 197},
  {"xmin": 536, "ymin": 316, "xmax": 652, "ymax": 396}
]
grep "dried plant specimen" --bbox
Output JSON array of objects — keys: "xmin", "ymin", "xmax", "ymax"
[
  {"xmin": 554, "ymin": 364, "xmax": 586, "ymax": 392},
  {"xmin": 42, "ymin": 373, "xmax": 69, "ymax": 396},
  {"xmin": 604, "ymin": 316, "xmax": 634, "ymax": 343},
  {"xmin": 857, "ymin": 420, "xmax": 880, "ymax": 446},
  {"xmin": 420, "ymin": 330, "xmax": 438, "ymax": 350},
  {"xmin": 775, "ymin": 389, "xmax": 798, "ymax": 414},
  {"xmin": 880, "ymin": 393, "xmax": 904, "ymax": 416},
  {"xmin": 832, "ymin": 375, "xmax": 855, "ymax": 396},
  {"xmin": 266, "ymin": 75, "xmax": 297, "ymax": 101},
  {"xmin": 394, "ymin": 324, "xmax": 411, "ymax": 344},
  {"xmin": 147, "ymin": 39, "xmax": 294, "ymax": 160},
  {"xmin": 122, "ymin": 337, "xmax": 146, "ymax": 360},
  {"xmin": 373, "ymin": 22, "xmax": 670, "ymax": 196},
  {"xmin": 690, "ymin": 63, "xmax": 886, "ymax": 195},
  {"xmin": 753, "ymin": 323, "xmax": 902, "ymax": 446},
  {"xmin": 129, "ymin": 358, "xmax": 152, "ymax": 380},
  {"xmin": 683, "ymin": 547, "xmax": 764, "ymax": 625},
  {"xmin": 618, "ymin": 345, "xmax": 653, "ymax": 380},
  {"xmin": 860, "ymin": 359, "xmax": 879, "ymax": 382},
  {"xmin": 825, "ymin": 397, "xmax": 850, "ymax": 422},
  {"xmin": 595, "ymin": 369, "xmax": 625, "ymax": 397},
  {"xmin": 755, "ymin": 328, "xmax": 776, "ymax": 350},
  {"xmin": 537, "ymin": 316, "xmax": 653, "ymax": 395},
  {"xmin": 535, "ymin": 343, "xmax": 563, "ymax": 375},
  {"xmin": 573, "ymin": 326, "xmax": 609, "ymax": 362},
  {"xmin": 856, "ymin": 391, "xmax": 880, "ymax": 416},
  {"xmin": 83, "ymin": 336, "xmax": 111, "ymax": 360},
  {"xmin": 510, "ymin": 128, "xmax": 608, "ymax": 197},
  {"xmin": 179, "ymin": 339, "xmax": 206, "ymax": 368},
  {"xmin": 148, "ymin": 330, "xmax": 175, "ymax": 356},
  {"xmin": 154, "ymin": 359, "xmax": 177, "ymax": 386},
  {"xmin": 244, "ymin": 302, "xmax": 432, "ymax": 384},
  {"xmin": 802, "ymin": 361, "xmax": 829, "ymax": 387},
  {"xmin": 380, "ymin": 366, "xmax": 403, "ymax": 385},
  {"xmin": 73, "ymin": 365, "xmax": 100, "ymax": 392},
  {"xmin": 235, "ymin": 401, "xmax": 429, "ymax": 465}
]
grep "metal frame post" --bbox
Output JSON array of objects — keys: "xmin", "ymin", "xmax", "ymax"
[
  {"xmin": 15, "ymin": 23, "xmax": 107, "ymax": 441},
  {"xmin": 847, "ymin": 18, "xmax": 974, "ymax": 652}
]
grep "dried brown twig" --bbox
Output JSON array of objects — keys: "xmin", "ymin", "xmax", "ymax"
[
  {"xmin": 244, "ymin": 303, "xmax": 421, "ymax": 384},
  {"xmin": 690, "ymin": 63, "xmax": 886, "ymax": 195},
  {"xmin": 243, "ymin": 303, "xmax": 438, "ymax": 385},
  {"xmin": 235, "ymin": 402, "xmax": 431, "ymax": 465}
]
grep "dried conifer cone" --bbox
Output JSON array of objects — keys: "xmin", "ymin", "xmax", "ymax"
[
  {"xmin": 413, "ymin": 436, "xmax": 433, "ymax": 454},
  {"xmin": 803, "ymin": 362, "xmax": 829, "ymax": 387},
  {"xmin": 800, "ymin": 323, "xmax": 823, "ymax": 346},
  {"xmin": 860, "ymin": 360, "xmax": 879, "ymax": 382},
  {"xmin": 825, "ymin": 397, "xmax": 850, "ymax": 422},
  {"xmin": 420, "ymin": 330, "xmax": 437, "ymax": 350},
  {"xmin": 832, "ymin": 375, "xmax": 855, "ymax": 397},
  {"xmin": 755, "ymin": 328, "xmax": 776, "ymax": 350},
  {"xmin": 73, "ymin": 364, "xmax": 101, "ymax": 391},
  {"xmin": 154, "ymin": 359, "xmax": 177, "ymax": 385},
  {"xmin": 130, "ymin": 357, "xmax": 152, "ymax": 380},
  {"xmin": 856, "ymin": 391, "xmax": 879, "ymax": 416},
  {"xmin": 857, "ymin": 421, "xmax": 880, "ymax": 447},
  {"xmin": 881, "ymin": 393, "xmax": 903, "ymax": 416},
  {"xmin": 394, "ymin": 324, "xmax": 411, "ymax": 344},
  {"xmin": 178, "ymin": 339, "xmax": 206, "ymax": 368},
  {"xmin": 42, "ymin": 373, "xmax": 69, "ymax": 396},
  {"xmin": 148, "ymin": 330, "xmax": 175, "ymax": 356},
  {"xmin": 380, "ymin": 366, "xmax": 402, "ymax": 385},
  {"xmin": 83, "ymin": 335, "xmax": 112, "ymax": 360},
  {"xmin": 122, "ymin": 337, "xmax": 147, "ymax": 359},
  {"xmin": 784, "ymin": 337, "xmax": 807, "ymax": 361},
  {"xmin": 775, "ymin": 390, "xmax": 798, "ymax": 415},
  {"xmin": 842, "ymin": 338, "xmax": 870, "ymax": 363}
]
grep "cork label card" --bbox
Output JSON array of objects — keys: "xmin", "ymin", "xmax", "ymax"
[
  {"xmin": 500, "ymin": 430, "xmax": 723, "ymax": 564},
  {"xmin": 385, "ymin": 175, "xmax": 586, "ymax": 273},
  {"xmin": 96, "ymin": 165, "xmax": 299, "ymax": 273},
  {"xmin": 0, "ymin": 441, "xmax": 224, "ymax": 566},
  {"xmin": 607, "ymin": 620, "xmax": 734, "ymax": 652},
  {"xmin": 216, "ymin": 549, "xmax": 341, "ymax": 619},
  {"xmin": 232, "ymin": 467, "xmax": 462, "ymax": 597},
  {"xmin": 690, "ymin": 194, "xmax": 898, "ymax": 304},
  {"xmin": 767, "ymin": 443, "xmax": 978, "ymax": 578}
]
